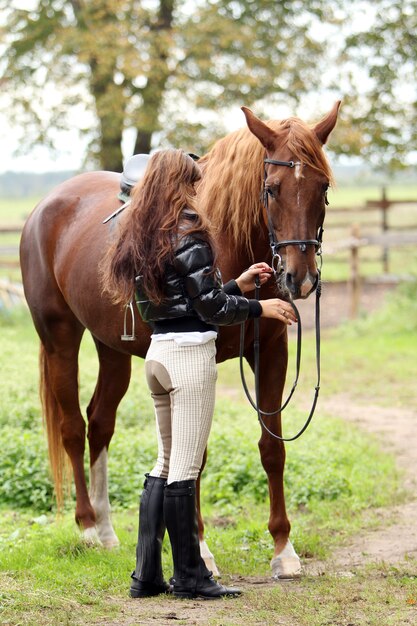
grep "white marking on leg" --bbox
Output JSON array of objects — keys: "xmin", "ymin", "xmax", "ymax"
[
  {"xmin": 81, "ymin": 526, "xmax": 102, "ymax": 546},
  {"xmin": 90, "ymin": 448, "xmax": 119, "ymax": 548},
  {"xmin": 200, "ymin": 539, "xmax": 220, "ymax": 577},
  {"xmin": 270, "ymin": 539, "xmax": 302, "ymax": 579}
]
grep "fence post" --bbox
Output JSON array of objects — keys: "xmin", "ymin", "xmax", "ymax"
[
  {"xmin": 349, "ymin": 223, "xmax": 361, "ymax": 319},
  {"xmin": 381, "ymin": 186, "xmax": 389, "ymax": 273}
]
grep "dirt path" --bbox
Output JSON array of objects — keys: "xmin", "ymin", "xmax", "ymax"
[
  {"xmin": 305, "ymin": 393, "xmax": 417, "ymax": 574},
  {"xmin": 289, "ymin": 278, "xmax": 417, "ymax": 570}
]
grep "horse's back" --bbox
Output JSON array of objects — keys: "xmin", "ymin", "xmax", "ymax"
[{"xmin": 22, "ymin": 171, "xmax": 121, "ymax": 243}]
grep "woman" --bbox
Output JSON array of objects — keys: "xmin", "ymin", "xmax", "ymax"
[{"xmin": 102, "ymin": 148, "xmax": 296, "ymax": 600}]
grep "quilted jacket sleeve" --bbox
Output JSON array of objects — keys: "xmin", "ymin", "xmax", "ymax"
[{"xmin": 173, "ymin": 236, "xmax": 260, "ymax": 325}]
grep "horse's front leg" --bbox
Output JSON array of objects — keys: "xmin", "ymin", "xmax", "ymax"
[
  {"xmin": 246, "ymin": 329, "xmax": 302, "ymax": 579},
  {"xmin": 196, "ymin": 448, "xmax": 220, "ymax": 576}
]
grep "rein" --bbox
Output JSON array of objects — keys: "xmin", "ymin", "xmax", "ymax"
[{"xmin": 239, "ymin": 157, "xmax": 323, "ymax": 442}]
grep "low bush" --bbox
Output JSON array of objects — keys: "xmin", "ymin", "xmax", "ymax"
[{"xmin": 0, "ymin": 398, "xmax": 397, "ymax": 518}]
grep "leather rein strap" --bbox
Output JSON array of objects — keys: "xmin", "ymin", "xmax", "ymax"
[{"xmin": 239, "ymin": 157, "xmax": 323, "ymax": 442}]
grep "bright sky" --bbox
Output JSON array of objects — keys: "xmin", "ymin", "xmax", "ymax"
[{"xmin": 0, "ymin": 121, "xmax": 85, "ymax": 173}]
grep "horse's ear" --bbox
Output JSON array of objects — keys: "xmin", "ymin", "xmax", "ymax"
[
  {"xmin": 241, "ymin": 106, "xmax": 277, "ymax": 151},
  {"xmin": 313, "ymin": 100, "xmax": 342, "ymax": 145}
]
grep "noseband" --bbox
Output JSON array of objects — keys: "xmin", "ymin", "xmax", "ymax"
[{"xmin": 239, "ymin": 157, "xmax": 324, "ymax": 442}]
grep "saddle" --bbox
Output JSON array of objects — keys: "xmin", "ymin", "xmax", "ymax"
[
  {"xmin": 102, "ymin": 154, "xmax": 150, "ymax": 224},
  {"xmin": 103, "ymin": 152, "xmax": 200, "ymax": 224},
  {"xmin": 118, "ymin": 153, "xmax": 151, "ymax": 202}
]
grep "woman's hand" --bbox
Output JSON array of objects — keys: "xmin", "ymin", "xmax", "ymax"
[
  {"xmin": 259, "ymin": 299, "xmax": 297, "ymax": 325},
  {"xmin": 235, "ymin": 263, "xmax": 273, "ymax": 293}
]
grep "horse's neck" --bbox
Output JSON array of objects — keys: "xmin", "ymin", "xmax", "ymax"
[
  {"xmin": 197, "ymin": 156, "xmax": 270, "ymax": 271},
  {"xmin": 216, "ymin": 222, "xmax": 270, "ymax": 280}
]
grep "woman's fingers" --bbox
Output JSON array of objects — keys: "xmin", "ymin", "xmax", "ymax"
[
  {"xmin": 248, "ymin": 264, "xmax": 273, "ymax": 284},
  {"xmin": 278, "ymin": 301, "xmax": 297, "ymax": 323},
  {"xmin": 260, "ymin": 298, "xmax": 297, "ymax": 324},
  {"xmin": 259, "ymin": 271, "xmax": 272, "ymax": 282},
  {"xmin": 249, "ymin": 263, "xmax": 273, "ymax": 273}
]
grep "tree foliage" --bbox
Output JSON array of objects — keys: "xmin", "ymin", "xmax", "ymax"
[
  {"xmin": 0, "ymin": 1, "xmax": 415, "ymax": 171},
  {"xmin": 0, "ymin": 0, "xmax": 339, "ymax": 170},
  {"xmin": 340, "ymin": 0, "xmax": 416, "ymax": 169}
]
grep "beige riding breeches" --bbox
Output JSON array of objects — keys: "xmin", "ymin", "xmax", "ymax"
[{"xmin": 145, "ymin": 338, "xmax": 217, "ymax": 484}]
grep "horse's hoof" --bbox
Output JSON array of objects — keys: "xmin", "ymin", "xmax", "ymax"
[
  {"xmin": 81, "ymin": 526, "xmax": 102, "ymax": 546},
  {"xmin": 271, "ymin": 556, "xmax": 302, "ymax": 579},
  {"xmin": 100, "ymin": 534, "xmax": 120, "ymax": 549},
  {"xmin": 271, "ymin": 540, "xmax": 302, "ymax": 579}
]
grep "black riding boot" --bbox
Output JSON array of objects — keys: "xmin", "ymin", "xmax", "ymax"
[
  {"xmin": 164, "ymin": 480, "xmax": 241, "ymax": 599},
  {"xmin": 130, "ymin": 474, "xmax": 171, "ymax": 598}
]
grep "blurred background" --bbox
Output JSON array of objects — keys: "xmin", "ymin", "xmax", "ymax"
[{"xmin": 0, "ymin": 0, "xmax": 416, "ymax": 313}]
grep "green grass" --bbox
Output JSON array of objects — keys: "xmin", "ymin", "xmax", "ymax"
[
  {"xmin": 1, "ymin": 289, "xmax": 415, "ymax": 624},
  {"xmin": 0, "ymin": 309, "xmax": 400, "ymax": 527},
  {"xmin": 293, "ymin": 280, "xmax": 417, "ymax": 408},
  {"xmin": 0, "ymin": 197, "xmax": 39, "ymax": 223},
  {"xmin": 1, "ymin": 196, "xmax": 417, "ymax": 624},
  {"xmin": 328, "ymin": 183, "xmax": 417, "ymax": 208}
]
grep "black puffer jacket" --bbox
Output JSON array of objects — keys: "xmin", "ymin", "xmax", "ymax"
[{"xmin": 135, "ymin": 228, "xmax": 262, "ymax": 332}]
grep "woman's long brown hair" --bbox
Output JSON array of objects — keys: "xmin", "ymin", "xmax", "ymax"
[{"xmin": 101, "ymin": 149, "xmax": 213, "ymax": 305}]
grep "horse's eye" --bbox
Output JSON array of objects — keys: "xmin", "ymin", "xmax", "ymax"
[
  {"xmin": 323, "ymin": 183, "xmax": 330, "ymax": 192},
  {"xmin": 266, "ymin": 183, "xmax": 280, "ymax": 198}
]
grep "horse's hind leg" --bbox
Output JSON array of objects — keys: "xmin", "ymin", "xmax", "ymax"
[
  {"xmin": 39, "ymin": 319, "xmax": 97, "ymax": 533},
  {"xmin": 86, "ymin": 338, "xmax": 132, "ymax": 548}
]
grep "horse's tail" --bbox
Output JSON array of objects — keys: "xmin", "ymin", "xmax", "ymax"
[{"xmin": 39, "ymin": 344, "xmax": 71, "ymax": 509}]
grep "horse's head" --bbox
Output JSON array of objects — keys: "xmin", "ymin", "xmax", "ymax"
[{"xmin": 242, "ymin": 102, "xmax": 341, "ymax": 300}]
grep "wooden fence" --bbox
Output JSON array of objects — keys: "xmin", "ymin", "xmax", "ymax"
[
  {"xmin": 1, "ymin": 189, "xmax": 416, "ymax": 314},
  {"xmin": 0, "ymin": 278, "xmax": 26, "ymax": 308},
  {"xmin": 0, "ymin": 223, "xmax": 25, "ymax": 308},
  {"xmin": 0, "ymin": 224, "xmax": 23, "ymax": 267},
  {"xmin": 323, "ymin": 188, "xmax": 417, "ymax": 317},
  {"xmin": 324, "ymin": 188, "xmax": 417, "ymax": 273}
]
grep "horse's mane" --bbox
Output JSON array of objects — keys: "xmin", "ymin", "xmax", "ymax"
[{"xmin": 197, "ymin": 117, "xmax": 334, "ymax": 253}]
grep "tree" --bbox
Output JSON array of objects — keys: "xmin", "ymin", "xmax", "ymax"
[
  {"xmin": 0, "ymin": 0, "xmax": 339, "ymax": 171},
  {"xmin": 335, "ymin": 0, "xmax": 416, "ymax": 170},
  {"xmin": 3, "ymin": 1, "xmax": 415, "ymax": 171}
]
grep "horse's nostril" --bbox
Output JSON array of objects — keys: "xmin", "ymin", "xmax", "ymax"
[{"xmin": 285, "ymin": 272, "xmax": 297, "ymax": 294}]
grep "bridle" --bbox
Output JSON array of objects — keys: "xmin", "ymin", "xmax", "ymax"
[
  {"xmin": 239, "ymin": 157, "xmax": 325, "ymax": 442},
  {"xmin": 262, "ymin": 158, "xmax": 324, "ymax": 274}
]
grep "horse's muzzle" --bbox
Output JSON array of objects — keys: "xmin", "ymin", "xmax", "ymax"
[{"xmin": 285, "ymin": 270, "xmax": 318, "ymax": 300}]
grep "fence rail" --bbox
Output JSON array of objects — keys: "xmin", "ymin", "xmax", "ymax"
[
  {"xmin": 1, "ymin": 188, "xmax": 416, "ymax": 315},
  {"xmin": 0, "ymin": 278, "xmax": 26, "ymax": 308},
  {"xmin": 325, "ymin": 187, "xmax": 417, "ymax": 274}
]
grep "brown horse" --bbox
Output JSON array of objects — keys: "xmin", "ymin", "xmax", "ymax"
[{"xmin": 20, "ymin": 102, "xmax": 340, "ymax": 579}]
